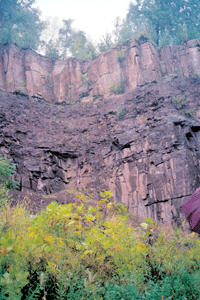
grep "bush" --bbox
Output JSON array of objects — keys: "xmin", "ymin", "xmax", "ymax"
[
  {"xmin": 0, "ymin": 155, "xmax": 19, "ymax": 211},
  {"xmin": 137, "ymin": 32, "xmax": 150, "ymax": 42},
  {"xmin": 117, "ymin": 106, "xmax": 126, "ymax": 119},
  {"xmin": 145, "ymin": 269, "xmax": 200, "ymax": 299},
  {"xmin": 0, "ymin": 190, "xmax": 199, "ymax": 298},
  {"xmin": 110, "ymin": 79, "xmax": 126, "ymax": 95},
  {"xmin": 116, "ymin": 50, "xmax": 125, "ymax": 63},
  {"xmin": 172, "ymin": 95, "xmax": 196, "ymax": 118},
  {"xmin": 172, "ymin": 95, "xmax": 189, "ymax": 110},
  {"xmin": 0, "ymin": 155, "xmax": 18, "ymax": 189},
  {"xmin": 185, "ymin": 107, "xmax": 196, "ymax": 117}
]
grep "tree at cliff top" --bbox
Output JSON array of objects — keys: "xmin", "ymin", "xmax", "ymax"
[
  {"xmin": 97, "ymin": 32, "xmax": 114, "ymax": 53},
  {"xmin": 39, "ymin": 17, "xmax": 61, "ymax": 59},
  {"xmin": 57, "ymin": 19, "xmax": 97, "ymax": 59},
  {"xmin": 113, "ymin": 16, "xmax": 135, "ymax": 46},
  {"xmin": 43, "ymin": 19, "xmax": 97, "ymax": 60},
  {"xmin": 0, "ymin": 0, "xmax": 45, "ymax": 50},
  {"xmin": 127, "ymin": 0, "xmax": 200, "ymax": 46}
]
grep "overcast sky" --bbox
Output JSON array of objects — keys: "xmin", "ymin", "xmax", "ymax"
[{"xmin": 34, "ymin": 0, "xmax": 132, "ymax": 42}]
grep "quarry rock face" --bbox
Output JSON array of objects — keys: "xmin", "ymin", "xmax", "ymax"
[
  {"xmin": 0, "ymin": 39, "xmax": 200, "ymax": 104},
  {"xmin": 0, "ymin": 39, "xmax": 200, "ymax": 229}
]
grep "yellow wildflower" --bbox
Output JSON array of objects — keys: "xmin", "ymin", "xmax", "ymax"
[{"xmin": 43, "ymin": 235, "xmax": 54, "ymax": 244}]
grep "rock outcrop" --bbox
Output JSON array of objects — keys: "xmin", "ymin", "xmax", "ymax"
[
  {"xmin": 0, "ymin": 39, "xmax": 200, "ymax": 103},
  {"xmin": 0, "ymin": 39, "xmax": 200, "ymax": 229}
]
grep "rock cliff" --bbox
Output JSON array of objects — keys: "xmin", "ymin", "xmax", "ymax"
[
  {"xmin": 0, "ymin": 38, "xmax": 200, "ymax": 229},
  {"xmin": 0, "ymin": 39, "xmax": 200, "ymax": 103}
]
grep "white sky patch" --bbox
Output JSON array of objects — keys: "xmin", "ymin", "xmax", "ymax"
[{"xmin": 34, "ymin": 0, "xmax": 132, "ymax": 42}]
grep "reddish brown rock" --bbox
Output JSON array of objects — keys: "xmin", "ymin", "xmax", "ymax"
[
  {"xmin": 0, "ymin": 39, "xmax": 200, "ymax": 231},
  {"xmin": 0, "ymin": 38, "xmax": 199, "ymax": 104}
]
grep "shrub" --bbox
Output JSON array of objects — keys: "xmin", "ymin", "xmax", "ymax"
[
  {"xmin": 0, "ymin": 191, "xmax": 148, "ymax": 298},
  {"xmin": 18, "ymin": 79, "xmax": 25, "ymax": 92},
  {"xmin": 110, "ymin": 79, "xmax": 126, "ymax": 95},
  {"xmin": 137, "ymin": 32, "xmax": 149, "ymax": 42},
  {"xmin": 0, "ymin": 190, "xmax": 200, "ymax": 298},
  {"xmin": 172, "ymin": 95, "xmax": 197, "ymax": 118},
  {"xmin": 172, "ymin": 95, "xmax": 189, "ymax": 110},
  {"xmin": 0, "ymin": 155, "xmax": 19, "ymax": 211},
  {"xmin": 116, "ymin": 50, "xmax": 125, "ymax": 63},
  {"xmin": 0, "ymin": 154, "xmax": 18, "ymax": 189},
  {"xmin": 185, "ymin": 107, "xmax": 196, "ymax": 117},
  {"xmin": 195, "ymin": 70, "xmax": 199, "ymax": 78},
  {"xmin": 117, "ymin": 106, "xmax": 126, "ymax": 119}
]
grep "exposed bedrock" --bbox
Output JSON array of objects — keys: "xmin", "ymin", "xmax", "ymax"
[
  {"xmin": 0, "ymin": 39, "xmax": 200, "ymax": 229},
  {"xmin": 0, "ymin": 39, "xmax": 200, "ymax": 103}
]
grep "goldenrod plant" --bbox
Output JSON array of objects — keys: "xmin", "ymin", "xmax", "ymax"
[{"xmin": 0, "ymin": 188, "xmax": 199, "ymax": 298}]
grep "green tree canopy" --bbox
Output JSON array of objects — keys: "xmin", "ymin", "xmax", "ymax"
[
  {"xmin": 57, "ymin": 19, "xmax": 97, "ymax": 59},
  {"xmin": 127, "ymin": 0, "xmax": 200, "ymax": 46},
  {"xmin": 97, "ymin": 32, "xmax": 114, "ymax": 53},
  {"xmin": 0, "ymin": 0, "xmax": 45, "ymax": 50},
  {"xmin": 113, "ymin": 16, "xmax": 134, "ymax": 46}
]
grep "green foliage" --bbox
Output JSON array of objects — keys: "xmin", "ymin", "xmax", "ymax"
[
  {"xmin": 0, "ymin": 192, "xmax": 147, "ymax": 298},
  {"xmin": 97, "ymin": 32, "xmax": 114, "ymax": 53},
  {"xmin": 0, "ymin": 155, "xmax": 18, "ymax": 190},
  {"xmin": 110, "ymin": 79, "xmax": 126, "ymax": 95},
  {"xmin": 97, "ymin": 16, "xmax": 134, "ymax": 53},
  {"xmin": 137, "ymin": 32, "xmax": 150, "ymax": 42},
  {"xmin": 42, "ymin": 1, "xmax": 200, "ymax": 59},
  {"xmin": 172, "ymin": 95, "xmax": 196, "ymax": 117},
  {"xmin": 117, "ymin": 106, "xmax": 127, "ymax": 119},
  {"xmin": 0, "ymin": 0, "xmax": 45, "ymax": 50},
  {"xmin": 0, "ymin": 188, "xmax": 12, "ymax": 212},
  {"xmin": 18, "ymin": 79, "xmax": 25, "ymax": 92},
  {"xmin": 195, "ymin": 70, "xmax": 199, "ymax": 78},
  {"xmin": 43, "ymin": 18, "xmax": 97, "ymax": 60},
  {"xmin": 45, "ymin": 40, "xmax": 61, "ymax": 60},
  {"xmin": 185, "ymin": 107, "xmax": 196, "ymax": 118},
  {"xmin": 127, "ymin": 0, "xmax": 200, "ymax": 46},
  {"xmin": 0, "ymin": 190, "xmax": 200, "ymax": 298},
  {"xmin": 70, "ymin": 31, "xmax": 87, "ymax": 59},
  {"xmin": 116, "ymin": 50, "xmax": 125, "ymax": 63},
  {"xmin": 58, "ymin": 19, "xmax": 97, "ymax": 59},
  {"xmin": 0, "ymin": 154, "xmax": 18, "ymax": 212},
  {"xmin": 174, "ymin": 68, "xmax": 178, "ymax": 74},
  {"xmin": 110, "ymin": 82, "xmax": 116, "ymax": 94},
  {"xmin": 172, "ymin": 95, "xmax": 189, "ymax": 110},
  {"xmin": 113, "ymin": 16, "xmax": 134, "ymax": 46},
  {"xmin": 85, "ymin": 41, "xmax": 97, "ymax": 59}
]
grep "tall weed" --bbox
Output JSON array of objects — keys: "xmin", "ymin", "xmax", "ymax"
[{"xmin": 0, "ymin": 191, "xmax": 199, "ymax": 299}]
